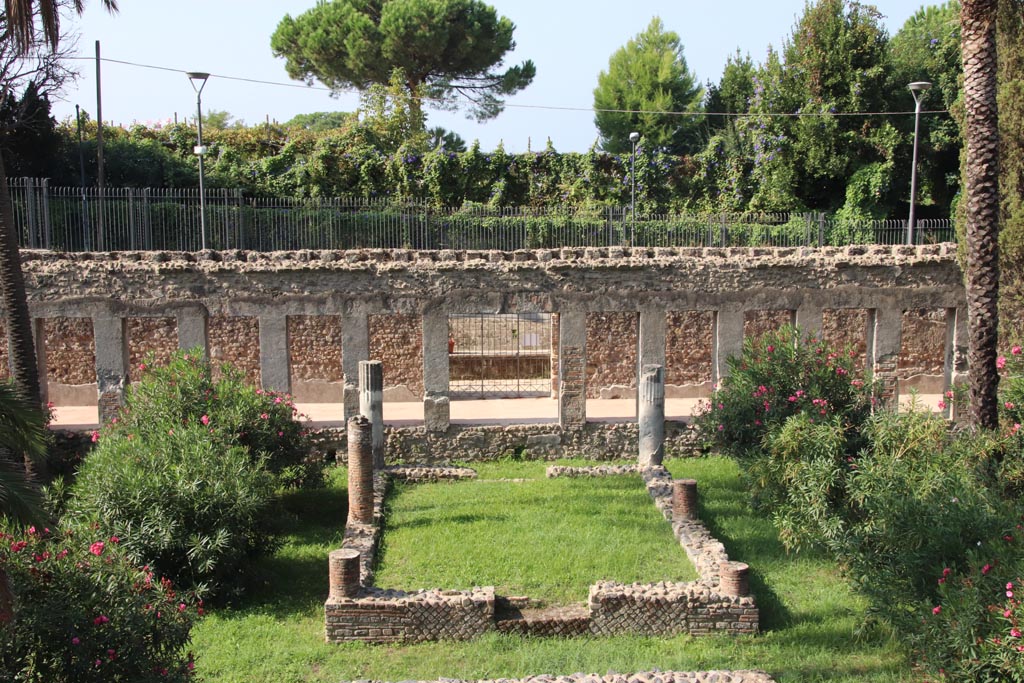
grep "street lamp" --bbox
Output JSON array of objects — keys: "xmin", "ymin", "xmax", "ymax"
[
  {"xmin": 629, "ymin": 131, "xmax": 640, "ymax": 247},
  {"xmin": 906, "ymin": 81, "xmax": 932, "ymax": 245},
  {"xmin": 187, "ymin": 71, "xmax": 211, "ymax": 250}
]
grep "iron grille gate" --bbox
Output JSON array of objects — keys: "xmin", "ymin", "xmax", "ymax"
[{"xmin": 449, "ymin": 314, "xmax": 552, "ymax": 398}]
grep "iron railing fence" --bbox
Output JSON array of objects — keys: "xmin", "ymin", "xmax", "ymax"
[{"xmin": 8, "ymin": 178, "xmax": 957, "ymax": 252}]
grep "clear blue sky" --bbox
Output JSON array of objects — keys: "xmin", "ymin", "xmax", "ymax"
[{"xmin": 51, "ymin": 0, "xmax": 938, "ymax": 153}]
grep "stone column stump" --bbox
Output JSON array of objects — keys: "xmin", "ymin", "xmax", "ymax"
[
  {"xmin": 358, "ymin": 360, "xmax": 385, "ymax": 468},
  {"xmin": 638, "ymin": 364, "xmax": 665, "ymax": 466},
  {"xmin": 328, "ymin": 548, "xmax": 361, "ymax": 599},
  {"xmin": 672, "ymin": 478, "xmax": 699, "ymax": 521},
  {"xmin": 347, "ymin": 415, "xmax": 374, "ymax": 525},
  {"xmin": 719, "ymin": 561, "xmax": 750, "ymax": 597}
]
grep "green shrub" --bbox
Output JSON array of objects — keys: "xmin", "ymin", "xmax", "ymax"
[
  {"xmin": 0, "ymin": 524, "xmax": 197, "ymax": 682},
  {"xmin": 114, "ymin": 349, "xmax": 322, "ymax": 488},
  {"xmin": 915, "ymin": 532, "xmax": 1024, "ymax": 682},
  {"xmin": 67, "ymin": 425, "xmax": 279, "ymax": 598},
  {"xmin": 695, "ymin": 325, "xmax": 876, "ymax": 456}
]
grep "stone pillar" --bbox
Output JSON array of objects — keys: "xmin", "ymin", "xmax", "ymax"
[
  {"xmin": 93, "ymin": 316, "xmax": 128, "ymax": 423},
  {"xmin": 869, "ymin": 307, "xmax": 903, "ymax": 408},
  {"xmin": 713, "ymin": 308, "xmax": 745, "ymax": 386},
  {"xmin": 672, "ymin": 479, "xmax": 699, "ymax": 521},
  {"xmin": 176, "ymin": 308, "xmax": 208, "ymax": 357},
  {"xmin": 422, "ymin": 310, "xmax": 450, "ymax": 432},
  {"xmin": 638, "ymin": 308, "xmax": 666, "ymax": 416},
  {"xmin": 342, "ymin": 309, "xmax": 370, "ymax": 420},
  {"xmin": 259, "ymin": 313, "xmax": 291, "ymax": 394},
  {"xmin": 358, "ymin": 360, "xmax": 385, "ymax": 468},
  {"xmin": 944, "ymin": 307, "xmax": 969, "ymax": 421},
  {"xmin": 347, "ymin": 415, "xmax": 375, "ymax": 524},
  {"xmin": 328, "ymin": 548, "xmax": 361, "ymax": 600},
  {"xmin": 557, "ymin": 311, "xmax": 586, "ymax": 430},
  {"xmin": 32, "ymin": 318, "xmax": 49, "ymax": 405},
  {"xmin": 719, "ymin": 561, "xmax": 750, "ymax": 597},
  {"xmin": 795, "ymin": 304, "xmax": 823, "ymax": 339},
  {"xmin": 638, "ymin": 364, "xmax": 665, "ymax": 466}
]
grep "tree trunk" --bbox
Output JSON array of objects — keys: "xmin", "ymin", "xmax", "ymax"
[
  {"xmin": 0, "ymin": 151, "xmax": 41, "ymax": 407},
  {"xmin": 962, "ymin": 0, "xmax": 1001, "ymax": 429}
]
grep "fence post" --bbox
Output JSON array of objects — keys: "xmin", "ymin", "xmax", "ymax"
[
  {"xmin": 141, "ymin": 188, "xmax": 152, "ymax": 250},
  {"xmin": 719, "ymin": 212, "xmax": 728, "ymax": 247},
  {"xmin": 24, "ymin": 178, "xmax": 37, "ymax": 249},
  {"xmin": 127, "ymin": 188, "xmax": 137, "ymax": 251},
  {"xmin": 41, "ymin": 179, "xmax": 51, "ymax": 249},
  {"xmin": 818, "ymin": 212, "xmax": 826, "ymax": 248},
  {"xmin": 234, "ymin": 189, "xmax": 244, "ymax": 251}
]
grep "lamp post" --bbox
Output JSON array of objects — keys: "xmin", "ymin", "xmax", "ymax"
[
  {"xmin": 629, "ymin": 131, "xmax": 640, "ymax": 247},
  {"xmin": 187, "ymin": 71, "xmax": 210, "ymax": 250},
  {"xmin": 906, "ymin": 81, "xmax": 932, "ymax": 245}
]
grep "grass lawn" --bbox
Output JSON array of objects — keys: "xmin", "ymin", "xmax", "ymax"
[
  {"xmin": 190, "ymin": 457, "xmax": 914, "ymax": 683},
  {"xmin": 373, "ymin": 462, "xmax": 697, "ymax": 605}
]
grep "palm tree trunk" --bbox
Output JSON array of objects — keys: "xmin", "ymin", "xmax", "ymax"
[
  {"xmin": 962, "ymin": 0, "xmax": 1001, "ymax": 429},
  {"xmin": 0, "ymin": 152, "xmax": 41, "ymax": 405}
]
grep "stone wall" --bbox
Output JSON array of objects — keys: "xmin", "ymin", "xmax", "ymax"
[
  {"xmin": 586, "ymin": 312, "xmax": 638, "ymax": 398},
  {"xmin": 449, "ymin": 354, "xmax": 549, "ymax": 381},
  {"xmin": 743, "ymin": 309, "xmax": 794, "ymax": 341},
  {"xmin": 209, "ymin": 315, "xmax": 260, "ymax": 385},
  {"xmin": 666, "ymin": 310, "xmax": 714, "ymax": 391},
  {"xmin": 899, "ymin": 308, "xmax": 947, "ymax": 377},
  {"xmin": 822, "ymin": 308, "xmax": 869, "ymax": 369},
  {"xmin": 369, "ymin": 314, "xmax": 423, "ymax": 401},
  {"xmin": 289, "ymin": 314, "xmax": 343, "ymax": 402},
  {"xmin": 127, "ymin": 317, "xmax": 178, "ymax": 381},
  {"xmin": 320, "ymin": 421, "xmax": 701, "ymax": 465}
]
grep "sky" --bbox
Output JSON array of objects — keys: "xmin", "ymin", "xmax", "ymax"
[{"xmin": 50, "ymin": 0, "xmax": 937, "ymax": 153}]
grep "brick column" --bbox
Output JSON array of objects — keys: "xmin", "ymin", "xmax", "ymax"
[
  {"xmin": 719, "ymin": 561, "xmax": 750, "ymax": 597},
  {"xmin": 259, "ymin": 313, "xmax": 291, "ymax": 394},
  {"xmin": 328, "ymin": 549, "xmax": 361, "ymax": 599},
  {"xmin": 422, "ymin": 310, "xmax": 450, "ymax": 432},
  {"xmin": 176, "ymin": 307, "xmax": 208, "ymax": 357},
  {"xmin": 342, "ymin": 309, "xmax": 369, "ymax": 421},
  {"xmin": 638, "ymin": 364, "xmax": 665, "ymax": 466},
  {"xmin": 358, "ymin": 360, "xmax": 385, "ymax": 468},
  {"xmin": 870, "ymin": 307, "xmax": 903, "ymax": 408},
  {"xmin": 557, "ymin": 311, "xmax": 586, "ymax": 430},
  {"xmin": 93, "ymin": 316, "xmax": 128, "ymax": 423},
  {"xmin": 347, "ymin": 415, "xmax": 374, "ymax": 525},
  {"xmin": 672, "ymin": 479, "xmax": 699, "ymax": 521},
  {"xmin": 713, "ymin": 308, "xmax": 745, "ymax": 385}
]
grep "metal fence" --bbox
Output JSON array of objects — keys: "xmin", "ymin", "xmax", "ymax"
[{"xmin": 8, "ymin": 178, "xmax": 956, "ymax": 252}]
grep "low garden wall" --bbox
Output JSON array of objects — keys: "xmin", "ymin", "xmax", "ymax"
[{"xmin": 324, "ymin": 463, "xmax": 757, "ymax": 643}]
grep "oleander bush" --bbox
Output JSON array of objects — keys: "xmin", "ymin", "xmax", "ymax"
[
  {"xmin": 112, "ymin": 349, "xmax": 322, "ymax": 488},
  {"xmin": 0, "ymin": 524, "xmax": 198, "ymax": 682},
  {"xmin": 67, "ymin": 425, "xmax": 279, "ymax": 598}
]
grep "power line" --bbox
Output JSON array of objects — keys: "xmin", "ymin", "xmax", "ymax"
[{"xmin": 69, "ymin": 55, "xmax": 951, "ymax": 119}]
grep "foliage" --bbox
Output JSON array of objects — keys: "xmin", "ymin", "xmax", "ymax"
[
  {"xmin": 0, "ymin": 524, "xmax": 197, "ymax": 682},
  {"xmin": 0, "ymin": 381, "xmax": 48, "ymax": 525},
  {"xmin": 695, "ymin": 324, "xmax": 876, "ymax": 456},
  {"xmin": 593, "ymin": 17, "xmax": 704, "ymax": 155},
  {"xmin": 111, "ymin": 349, "xmax": 320, "ymax": 487},
  {"xmin": 916, "ymin": 533, "xmax": 1024, "ymax": 682},
  {"xmin": 66, "ymin": 424, "xmax": 280, "ymax": 598},
  {"xmin": 284, "ymin": 111, "xmax": 354, "ymax": 132},
  {"xmin": 270, "ymin": 0, "xmax": 535, "ymax": 122}
]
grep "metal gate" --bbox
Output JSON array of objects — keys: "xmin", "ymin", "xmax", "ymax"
[{"xmin": 448, "ymin": 314, "xmax": 552, "ymax": 398}]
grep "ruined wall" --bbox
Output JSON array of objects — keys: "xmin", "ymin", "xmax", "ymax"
[
  {"xmin": 899, "ymin": 308, "xmax": 947, "ymax": 377},
  {"xmin": 42, "ymin": 317, "xmax": 95, "ymax": 405},
  {"xmin": 666, "ymin": 311, "xmax": 714, "ymax": 391},
  {"xmin": 370, "ymin": 314, "xmax": 423, "ymax": 401},
  {"xmin": 743, "ymin": 309, "xmax": 794, "ymax": 341},
  {"xmin": 822, "ymin": 308, "xmax": 869, "ymax": 369},
  {"xmin": 127, "ymin": 317, "xmax": 178, "ymax": 381},
  {"xmin": 209, "ymin": 315, "xmax": 260, "ymax": 385},
  {"xmin": 288, "ymin": 314, "xmax": 343, "ymax": 402},
  {"xmin": 586, "ymin": 312, "xmax": 638, "ymax": 398}
]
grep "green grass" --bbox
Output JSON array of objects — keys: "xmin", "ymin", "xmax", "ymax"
[
  {"xmin": 190, "ymin": 457, "xmax": 914, "ymax": 683},
  {"xmin": 373, "ymin": 461, "xmax": 697, "ymax": 604}
]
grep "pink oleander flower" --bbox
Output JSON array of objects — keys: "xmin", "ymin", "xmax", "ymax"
[
  {"xmin": 932, "ymin": 605, "xmax": 942, "ymax": 615},
  {"xmin": 1013, "ymin": 345, "xmax": 1022, "ymax": 356},
  {"xmin": 200, "ymin": 414, "xmax": 210, "ymax": 425},
  {"xmin": 998, "ymin": 356, "xmax": 1008, "ymax": 370},
  {"xmin": 89, "ymin": 541, "xmax": 105, "ymax": 556}
]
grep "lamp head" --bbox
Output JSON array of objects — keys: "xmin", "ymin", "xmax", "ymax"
[
  {"xmin": 629, "ymin": 131, "xmax": 640, "ymax": 144},
  {"xmin": 908, "ymin": 81, "xmax": 932, "ymax": 93},
  {"xmin": 187, "ymin": 72, "xmax": 210, "ymax": 95}
]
